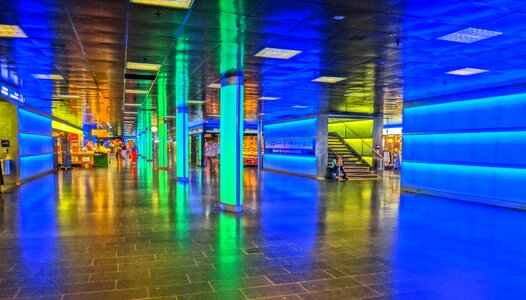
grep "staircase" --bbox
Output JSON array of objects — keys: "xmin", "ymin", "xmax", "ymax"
[{"xmin": 328, "ymin": 133, "xmax": 378, "ymax": 179}]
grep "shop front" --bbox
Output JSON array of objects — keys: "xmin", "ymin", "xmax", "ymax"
[
  {"xmin": 189, "ymin": 122, "xmax": 259, "ymax": 168},
  {"xmin": 383, "ymin": 126, "xmax": 402, "ymax": 169}
]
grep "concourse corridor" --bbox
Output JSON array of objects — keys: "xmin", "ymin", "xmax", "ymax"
[{"xmin": 0, "ymin": 165, "xmax": 525, "ymax": 299}]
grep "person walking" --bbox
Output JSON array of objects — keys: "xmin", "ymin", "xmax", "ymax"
[
  {"xmin": 130, "ymin": 142, "xmax": 138, "ymax": 166},
  {"xmin": 114, "ymin": 139, "xmax": 123, "ymax": 165}
]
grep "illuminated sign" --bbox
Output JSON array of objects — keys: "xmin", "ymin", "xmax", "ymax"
[
  {"xmin": 1, "ymin": 84, "xmax": 25, "ymax": 104},
  {"xmin": 264, "ymin": 138, "xmax": 316, "ymax": 156}
]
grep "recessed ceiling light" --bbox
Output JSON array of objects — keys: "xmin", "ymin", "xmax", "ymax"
[
  {"xmin": 446, "ymin": 68, "xmax": 489, "ymax": 75},
  {"xmin": 438, "ymin": 27, "xmax": 502, "ymax": 43},
  {"xmin": 124, "ymin": 103, "xmax": 141, "ymax": 107},
  {"xmin": 33, "ymin": 74, "xmax": 64, "ymax": 80},
  {"xmin": 292, "ymin": 105, "xmax": 309, "ymax": 109},
  {"xmin": 258, "ymin": 97, "xmax": 280, "ymax": 101},
  {"xmin": 207, "ymin": 83, "xmax": 221, "ymax": 89},
  {"xmin": 312, "ymin": 76, "xmax": 347, "ymax": 83},
  {"xmin": 255, "ymin": 47, "xmax": 302, "ymax": 59},
  {"xmin": 126, "ymin": 62, "xmax": 161, "ymax": 71},
  {"xmin": 130, "ymin": 0, "xmax": 194, "ymax": 9},
  {"xmin": 125, "ymin": 89, "xmax": 149, "ymax": 94},
  {"xmin": 187, "ymin": 100, "xmax": 205, "ymax": 104},
  {"xmin": 0, "ymin": 25, "xmax": 27, "ymax": 38},
  {"xmin": 333, "ymin": 16, "xmax": 345, "ymax": 20}
]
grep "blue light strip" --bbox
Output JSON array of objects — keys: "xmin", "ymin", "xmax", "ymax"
[
  {"xmin": 18, "ymin": 133, "xmax": 53, "ymax": 157},
  {"xmin": 265, "ymin": 118, "xmax": 317, "ymax": 138},
  {"xmin": 404, "ymin": 131, "xmax": 526, "ymax": 168},
  {"xmin": 402, "ymin": 162, "xmax": 526, "ymax": 203},
  {"xmin": 18, "ymin": 109, "xmax": 52, "ymax": 135},
  {"xmin": 19, "ymin": 154, "xmax": 54, "ymax": 180},
  {"xmin": 263, "ymin": 154, "xmax": 317, "ymax": 176},
  {"xmin": 403, "ymin": 92, "xmax": 526, "ymax": 206},
  {"xmin": 18, "ymin": 108, "xmax": 53, "ymax": 181}
]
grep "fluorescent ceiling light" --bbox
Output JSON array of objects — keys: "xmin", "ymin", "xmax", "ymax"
[
  {"xmin": 255, "ymin": 47, "xmax": 302, "ymax": 59},
  {"xmin": 125, "ymin": 89, "xmax": 149, "ymax": 94},
  {"xmin": 124, "ymin": 103, "xmax": 141, "ymax": 107},
  {"xmin": 446, "ymin": 68, "xmax": 489, "ymax": 75},
  {"xmin": 312, "ymin": 76, "xmax": 347, "ymax": 83},
  {"xmin": 123, "ymin": 111, "xmax": 139, "ymax": 114},
  {"xmin": 258, "ymin": 97, "xmax": 280, "ymax": 101},
  {"xmin": 207, "ymin": 83, "xmax": 221, "ymax": 89},
  {"xmin": 187, "ymin": 100, "xmax": 205, "ymax": 104},
  {"xmin": 130, "ymin": 0, "xmax": 194, "ymax": 9},
  {"xmin": 438, "ymin": 27, "xmax": 502, "ymax": 43},
  {"xmin": 126, "ymin": 62, "xmax": 161, "ymax": 71},
  {"xmin": 55, "ymin": 94, "xmax": 80, "ymax": 99},
  {"xmin": 292, "ymin": 105, "xmax": 309, "ymax": 109},
  {"xmin": 33, "ymin": 74, "xmax": 64, "ymax": 80},
  {"xmin": 0, "ymin": 25, "xmax": 27, "ymax": 38}
]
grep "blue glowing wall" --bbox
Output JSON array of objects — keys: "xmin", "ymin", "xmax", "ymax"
[
  {"xmin": 403, "ymin": 93, "xmax": 526, "ymax": 208},
  {"xmin": 263, "ymin": 118, "xmax": 318, "ymax": 177},
  {"xmin": 18, "ymin": 109, "xmax": 53, "ymax": 181}
]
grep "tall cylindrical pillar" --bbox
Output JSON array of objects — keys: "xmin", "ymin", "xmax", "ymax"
[{"xmin": 219, "ymin": 73, "xmax": 244, "ymax": 213}]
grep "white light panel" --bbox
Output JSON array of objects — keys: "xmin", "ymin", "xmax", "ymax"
[
  {"xmin": 446, "ymin": 68, "xmax": 489, "ymax": 75},
  {"xmin": 207, "ymin": 83, "xmax": 221, "ymax": 89},
  {"xmin": 0, "ymin": 25, "xmax": 27, "ymax": 38},
  {"xmin": 130, "ymin": 0, "xmax": 194, "ymax": 9},
  {"xmin": 126, "ymin": 62, "xmax": 161, "ymax": 71},
  {"xmin": 255, "ymin": 47, "xmax": 302, "ymax": 59},
  {"xmin": 33, "ymin": 74, "xmax": 64, "ymax": 80},
  {"xmin": 125, "ymin": 89, "xmax": 149, "ymax": 94},
  {"xmin": 312, "ymin": 76, "xmax": 347, "ymax": 83},
  {"xmin": 438, "ymin": 28, "xmax": 502, "ymax": 43}
]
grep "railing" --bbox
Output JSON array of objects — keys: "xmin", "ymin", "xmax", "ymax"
[{"xmin": 337, "ymin": 122, "xmax": 383, "ymax": 160}]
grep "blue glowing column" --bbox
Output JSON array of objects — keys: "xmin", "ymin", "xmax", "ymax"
[{"xmin": 220, "ymin": 73, "xmax": 244, "ymax": 212}]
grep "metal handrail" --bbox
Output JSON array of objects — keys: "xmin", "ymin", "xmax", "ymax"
[{"xmin": 338, "ymin": 122, "xmax": 384, "ymax": 159}]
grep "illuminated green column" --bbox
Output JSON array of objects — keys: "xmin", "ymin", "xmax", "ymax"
[
  {"xmin": 145, "ymin": 100, "xmax": 153, "ymax": 162},
  {"xmin": 176, "ymin": 105, "xmax": 188, "ymax": 180},
  {"xmin": 176, "ymin": 42, "xmax": 189, "ymax": 181},
  {"xmin": 158, "ymin": 76, "xmax": 168, "ymax": 169},
  {"xmin": 220, "ymin": 71, "xmax": 244, "ymax": 212}
]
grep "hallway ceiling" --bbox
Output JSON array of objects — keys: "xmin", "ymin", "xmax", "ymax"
[{"xmin": 0, "ymin": 0, "xmax": 524, "ymax": 134}]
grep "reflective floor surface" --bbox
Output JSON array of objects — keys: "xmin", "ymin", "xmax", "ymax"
[{"xmin": 1, "ymin": 162, "xmax": 526, "ymax": 299}]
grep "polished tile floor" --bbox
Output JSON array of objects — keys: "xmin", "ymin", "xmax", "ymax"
[{"xmin": 1, "ymin": 162, "xmax": 525, "ymax": 299}]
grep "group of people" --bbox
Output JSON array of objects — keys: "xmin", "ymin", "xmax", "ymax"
[
  {"xmin": 113, "ymin": 139, "xmax": 138, "ymax": 165},
  {"xmin": 204, "ymin": 141, "xmax": 219, "ymax": 172}
]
